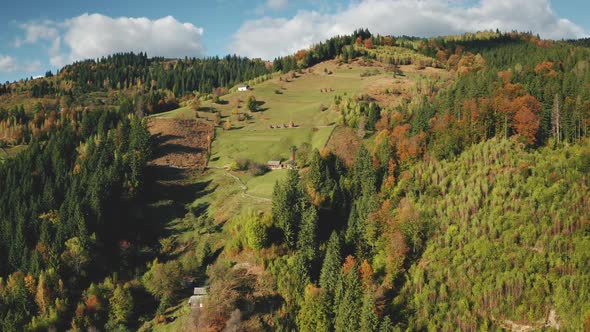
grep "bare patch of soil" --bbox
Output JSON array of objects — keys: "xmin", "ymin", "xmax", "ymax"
[
  {"xmin": 326, "ymin": 126, "xmax": 362, "ymax": 166},
  {"xmin": 364, "ymin": 64, "xmax": 447, "ymax": 108},
  {"xmin": 148, "ymin": 118, "xmax": 213, "ymax": 170}
]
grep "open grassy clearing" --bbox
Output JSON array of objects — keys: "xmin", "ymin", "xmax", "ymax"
[
  {"xmin": 208, "ymin": 126, "xmax": 334, "ymax": 166},
  {"xmin": 189, "ymin": 168, "xmax": 274, "ymax": 222},
  {"xmin": 154, "ymin": 58, "xmax": 438, "ymax": 167},
  {"xmin": 243, "ymin": 169, "xmax": 288, "ymax": 199},
  {"xmin": 150, "ymin": 59, "xmax": 406, "ymax": 211},
  {"xmin": 149, "ymin": 55, "xmax": 447, "ymax": 222}
]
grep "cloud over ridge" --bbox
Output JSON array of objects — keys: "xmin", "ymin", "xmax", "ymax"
[
  {"xmin": 16, "ymin": 13, "xmax": 205, "ymax": 67},
  {"xmin": 230, "ymin": 0, "xmax": 588, "ymax": 60}
]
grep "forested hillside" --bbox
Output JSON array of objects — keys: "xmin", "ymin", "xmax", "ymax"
[
  {"xmin": 395, "ymin": 138, "xmax": 590, "ymax": 330},
  {"xmin": 0, "ymin": 99, "xmax": 153, "ymax": 330},
  {"xmin": 2, "ymin": 53, "xmax": 269, "ymax": 97},
  {"xmin": 0, "ymin": 29, "xmax": 589, "ymax": 331}
]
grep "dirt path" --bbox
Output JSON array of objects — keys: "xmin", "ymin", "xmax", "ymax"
[{"xmin": 207, "ymin": 166, "xmax": 272, "ymax": 203}]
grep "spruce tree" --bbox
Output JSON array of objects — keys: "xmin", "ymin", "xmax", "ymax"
[
  {"xmin": 319, "ymin": 231, "xmax": 342, "ymax": 293},
  {"xmin": 352, "ymin": 144, "xmax": 376, "ymax": 195},
  {"xmin": 360, "ymin": 291, "xmax": 379, "ymax": 332},
  {"xmin": 272, "ymin": 169, "xmax": 304, "ymax": 248},
  {"xmin": 297, "ymin": 285, "xmax": 332, "ymax": 332},
  {"xmin": 297, "ymin": 206, "xmax": 319, "ymax": 269},
  {"xmin": 108, "ymin": 285, "xmax": 133, "ymax": 326},
  {"xmin": 379, "ymin": 316, "xmax": 394, "ymax": 332},
  {"xmin": 334, "ymin": 256, "xmax": 362, "ymax": 332}
]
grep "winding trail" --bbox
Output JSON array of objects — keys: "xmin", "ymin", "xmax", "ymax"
[{"xmin": 207, "ymin": 166, "xmax": 272, "ymax": 203}]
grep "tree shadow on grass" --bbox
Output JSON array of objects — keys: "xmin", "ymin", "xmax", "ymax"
[
  {"xmin": 226, "ymin": 125, "xmax": 245, "ymax": 130},
  {"xmin": 153, "ymin": 144, "xmax": 205, "ymax": 159},
  {"xmin": 198, "ymin": 106, "xmax": 218, "ymax": 112},
  {"xmin": 152, "ymin": 133, "xmax": 183, "ymax": 144},
  {"xmin": 139, "ymin": 167, "xmax": 215, "ymax": 237}
]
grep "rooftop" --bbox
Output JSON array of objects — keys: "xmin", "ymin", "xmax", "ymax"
[{"xmin": 194, "ymin": 287, "xmax": 208, "ymax": 295}]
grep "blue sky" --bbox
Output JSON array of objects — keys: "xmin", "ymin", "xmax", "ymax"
[{"xmin": 1, "ymin": 0, "xmax": 588, "ymax": 82}]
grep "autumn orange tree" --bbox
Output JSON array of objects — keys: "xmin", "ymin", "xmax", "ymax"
[{"xmin": 512, "ymin": 95, "xmax": 541, "ymax": 144}]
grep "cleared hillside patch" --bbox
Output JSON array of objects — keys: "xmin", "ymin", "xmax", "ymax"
[
  {"xmin": 148, "ymin": 118, "xmax": 213, "ymax": 170},
  {"xmin": 325, "ymin": 126, "xmax": 363, "ymax": 166}
]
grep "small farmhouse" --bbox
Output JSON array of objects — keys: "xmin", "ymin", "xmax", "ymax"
[
  {"xmin": 267, "ymin": 160, "xmax": 297, "ymax": 170},
  {"xmin": 188, "ymin": 287, "xmax": 208, "ymax": 308},
  {"xmin": 267, "ymin": 160, "xmax": 283, "ymax": 170},
  {"xmin": 237, "ymin": 85, "xmax": 249, "ymax": 92}
]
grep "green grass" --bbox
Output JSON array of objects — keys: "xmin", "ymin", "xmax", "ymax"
[
  {"xmin": 245, "ymin": 169, "xmax": 289, "ymax": 199},
  {"xmin": 209, "ymin": 126, "xmax": 334, "ymax": 166},
  {"xmin": 152, "ymin": 63, "xmax": 393, "ymax": 221},
  {"xmin": 190, "ymin": 169, "xmax": 273, "ymax": 219},
  {"xmin": 148, "ymin": 54, "xmax": 441, "ymax": 226},
  {"xmin": 148, "ymin": 59, "xmax": 406, "ymax": 231}
]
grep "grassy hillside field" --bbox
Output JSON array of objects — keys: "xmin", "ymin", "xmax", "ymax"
[{"xmin": 152, "ymin": 58, "xmax": 444, "ymax": 201}]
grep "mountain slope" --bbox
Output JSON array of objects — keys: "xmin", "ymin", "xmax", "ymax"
[
  {"xmin": 1, "ymin": 30, "xmax": 590, "ymax": 331},
  {"xmin": 389, "ymin": 138, "xmax": 590, "ymax": 330}
]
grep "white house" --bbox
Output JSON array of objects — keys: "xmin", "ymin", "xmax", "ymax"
[
  {"xmin": 237, "ymin": 85, "xmax": 249, "ymax": 92},
  {"xmin": 188, "ymin": 287, "xmax": 208, "ymax": 308}
]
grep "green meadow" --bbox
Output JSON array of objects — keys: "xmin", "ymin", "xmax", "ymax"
[{"xmin": 152, "ymin": 62, "xmax": 395, "ymax": 206}]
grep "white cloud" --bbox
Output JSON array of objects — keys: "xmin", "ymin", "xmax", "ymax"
[
  {"xmin": 15, "ymin": 20, "xmax": 60, "ymax": 47},
  {"xmin": 231, "ymin": 0, "xmax": 588, "ymax": 59},
  {"xmin": 0, "ymin": 55, "xmax": 17, "ymax": 72},
  {"xmin": 0, "ymin": 55, "xmax": 41, "ymax": 74},
  {"xmin": 255, "ymin": 0, "xmax": 289, "ymax": 15},
  {"xmin": 266, "ymin": 0, "xmax": 288, "ymax": 10},
  {"xmin": 16, "ymin": 14, "xmax": 205, "ymax": 68},
  {"xmin": 49, "ymin": 37, "xmax": 65, "ymax": 67},
  {"xmin": 62, "ymin": 14, "xmax": 204, "ymax": 63}
]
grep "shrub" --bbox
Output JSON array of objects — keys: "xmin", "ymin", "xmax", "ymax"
[
  {"xmin": 142, "ymin": 259, "xmax": 183, "ymax": 311},
  {"xmin": 360, "ymin": 69, "xmax": 380, "ymax": 77},
  {"xmin": 247, "ymin": 95, "xmax": 257, "ymax": 112},
  {"xmin": 230, "ymin": 158, "xmax": 269, "ymax": 175},
  {"xmin": 246, "ymin": 213, "xmax": 271, "ymax": 250},
  {"xmin": 233, "ymin": 158, "xmax": 250, "ymax": 171},
  {"xmin": 248, "ymin": 163, "xmax": 270, "ymax": 176}
]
